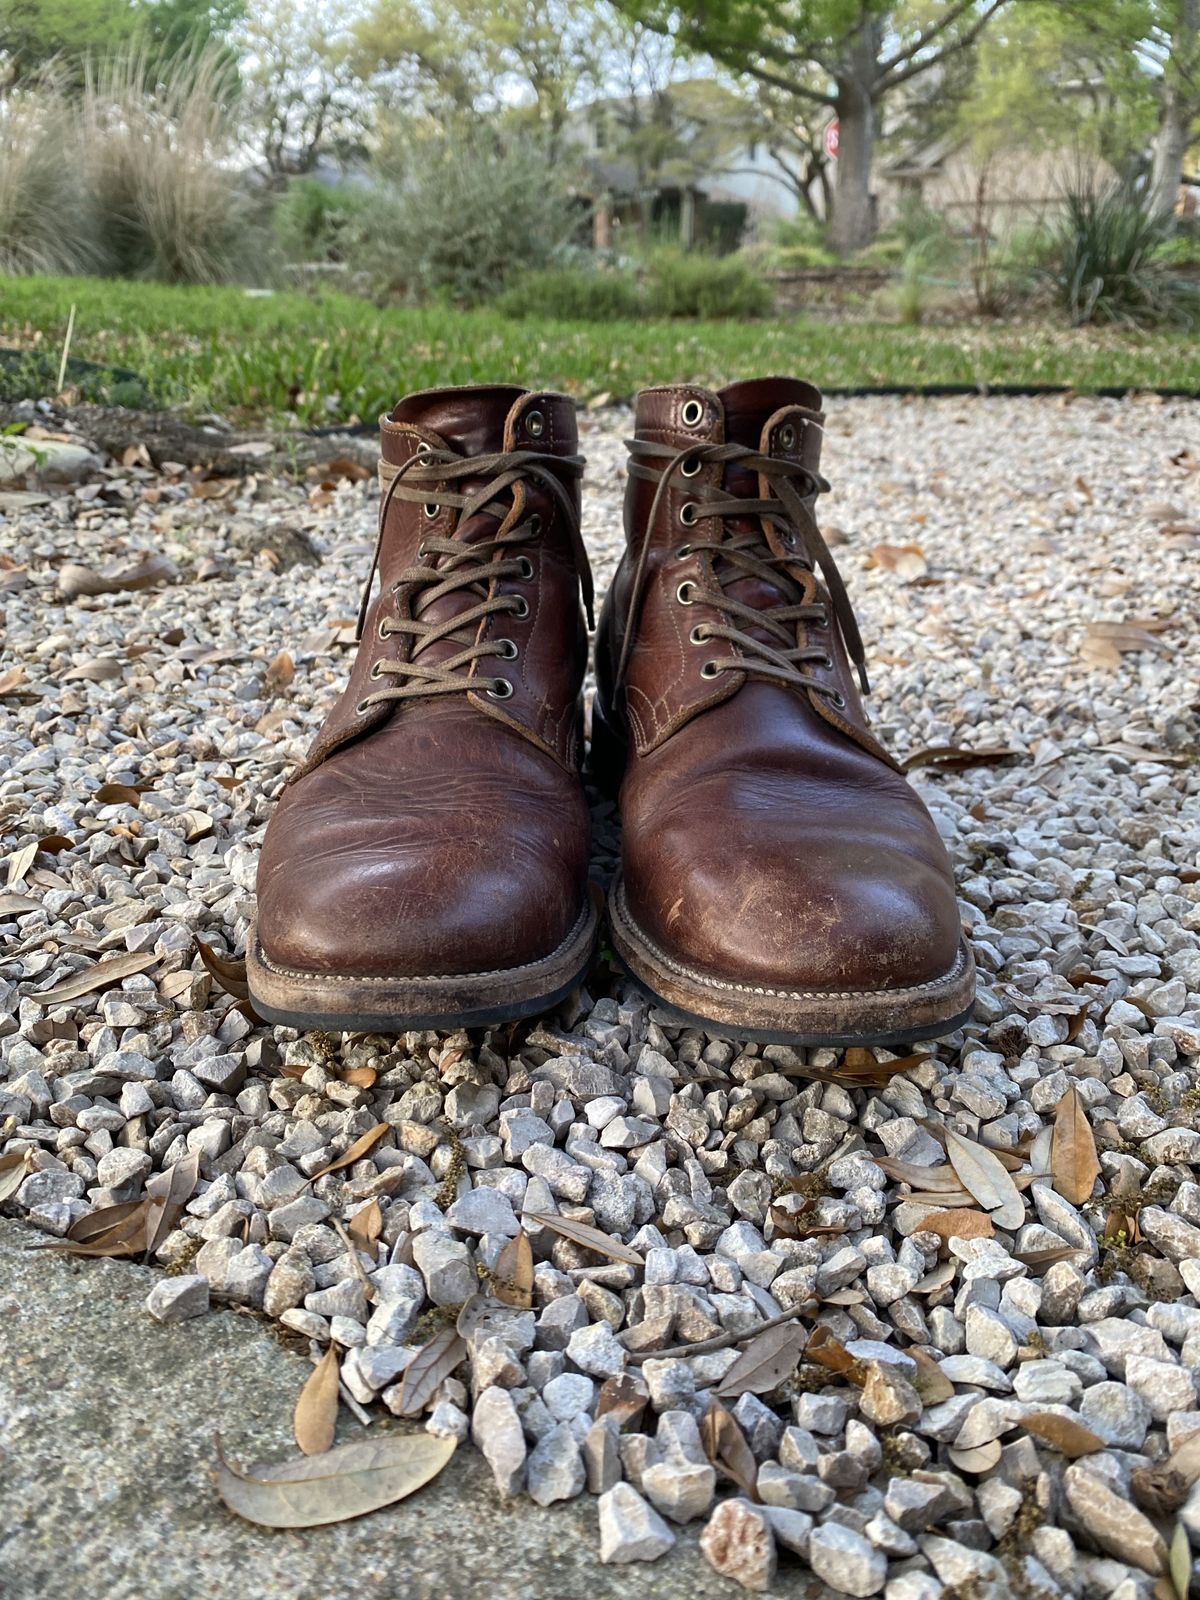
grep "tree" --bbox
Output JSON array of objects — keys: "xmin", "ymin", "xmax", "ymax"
[
  {"xmin": 0, "ymin": 0, "xmax": 243, "ymax": 88},
  {"xmin": 1142, "ymin": 0, "xmax": 1200, "ymax": 216},
  {"xmin": 611, "ymin": 0, "xmax": 1011, "ymax": 251}
]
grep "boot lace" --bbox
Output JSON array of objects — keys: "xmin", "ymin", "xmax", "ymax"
[
  {"xmin": 355, "ymin": 445, "xmax": 589, "ymax": 713},
  {"xmin": 617, "ymin": 439, "xmax": 869, "ymax": 703}
]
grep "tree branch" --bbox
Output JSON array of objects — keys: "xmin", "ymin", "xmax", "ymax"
[{"xmin": 878, "ymin": 0, "xmax": 1007, "ymax": 93}]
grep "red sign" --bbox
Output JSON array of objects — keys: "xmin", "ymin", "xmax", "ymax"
[{"xmin": 824, "ymin": 119, "xmax": 839, "ymax": 160}]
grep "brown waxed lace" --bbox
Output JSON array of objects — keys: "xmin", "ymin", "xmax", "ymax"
[
  {"xmin": 354, "ymin": 445, "xmax": 589, "ymax": 712},
  {"xmin": 617, "ymin": 439, "xmax": 869, "ymax": 700}
]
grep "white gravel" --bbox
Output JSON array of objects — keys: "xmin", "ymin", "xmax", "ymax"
[{"xmin": 2, "ymin": 394, "xmax": 1199, "ymax": 1596}]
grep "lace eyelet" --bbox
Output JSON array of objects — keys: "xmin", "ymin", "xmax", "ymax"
[
  {"xmin": 675, "ymin": 544, "xmax": 693, "ymax": 560},
  {"xmin": 376, "ymin": 617, "xmax": 391, "ymax": 642},
  {"xmin": 819, "ymin": 654, "xmax": 834, "ymax": 670},
  {"xmin": 369, "ymin": 660, "xmax": 384, "ymax": 680},
  {"xmin": 778, "ymin": 423, "xmax": 797, "ymax": 452},
  {"xmin": 423, "ymin": 503, "xmax": 439, "ymax": 519},
  {"xmin": 525, "ymin": 409, "xmax": 545, "ymax": 439},
  {"xmin": 782, "ymin": 530, "xmax": 797, "ymax": 549},
  {"xmin": 828, "ymin": 690, "xmax": 846, "ymax": 711},
  {"xmin": 681, "ymin": 399, "xmax": 704, "ymax": 427},
  {"xmin": 679, "ymin": 502, "xmax": 698, "ymax": 527},
  {"xmin": 700, "ymin": 660, "xmax": 720, "ymax": 679},
  {"xmin": 415, "ymin": 441, "xmax": 432, "ymax": 457},
  {"xmin": 680, "ymin": 456, "xmax": 702, "ymax": 478},
  {"xmin": 487, "ymin": 677, "xmax": 514, "ymax": 700},
  {"xmin": 495, "ymin": 638, "xmax": 518, "ymax": 660},
  {"xmin": 689, "ymin": 625, "xmax": 708, "ymax": 646},
  {"xmin": 676, "ymin": 581, "xmax": 696, "ymax": 606},
  {"xmin": 416, "ymin": 540, "xmax": 429, "ymax": 559},
  {"xmin": 510, "ymin": 595, "xmax": 530, "ymax": 619},
  {"xmin": 813, "ymin": 608, "xmax": 829, "ymax": 629},
  {"xmin": 516, "ymin": 555, "xmax": 535, "ymax": 580},
  {"xmin": 356, "ymin": 699, "xmax": 373, "ymax": 715},
  {"xmin": 527, "ymin": 513, "xmax": 542, "ymax": 536}
]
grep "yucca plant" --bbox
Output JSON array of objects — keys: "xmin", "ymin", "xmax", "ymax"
[
  {"xmin": 80, "ymin": 47, "xmax": 257, "ymax": 284},
  {"xmin": 0, "ymin": 79, "xmax": 100, "ymax": 275},
  {"xmin": 1050, "ymin": 179, "xmax": 1195, "ymax": 328}
]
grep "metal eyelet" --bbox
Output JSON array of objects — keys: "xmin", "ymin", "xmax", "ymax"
[
  {"xmin": 356, "ymin": 699, "xmax": 373, "ymax": 715},
  {"xmin": 818, "ymin": 654, "xmax": 834, "ymax": 670},
  {"xmin": 516, "ymin": 556, "xmax": 535, "ymax": 580},
  {"xmin": 675, "ymin": 544, "xmax": 693, "ymax": 560},
  {"xmin": 813, "ymin": 608, "xmax": 829, "ymax": 630},
  {"xmin": 527, "ymin": 513, "xmax": 542, "ymax": 536},
  {"xmin": 415, "ymin": 441, "xmax": 432, "ymax": 457},
  {"xmin": 689, "ymin": 625, "xmax": 708, "ymax": 646},
  {"xmin": 495, "ymin": 638, "xmax": 518, "ymax": 660},
  {"xmin": 681, "ymin": 399, "xmax": 705, "ymax": 427},
  {"xmin": 676, "ymin": 581, "xmax": 695, "ymax": 605},
  {"xmin": 487, "ymin": 677, "xmax": 514, "ymax": 700},
  {"xmin": 778, "ymin": 423, "xmax": 797, "ymax": 452},
  {"xmin": 782, "ymin": 530, "xmax": 797, "ymax": 549},
  {"xmin": 423, "ymin": 503, "xmax": 439, "ymax": 519},
  {"xmin": 679, "ymin": 503, "xmax": 698, "ymax": 527},
  {"xmin": 510, "ymin": 595, "xmax": 530, "ymax": 619},
  {"xmin": 700, "ymin": 660, "xmax": 720, "ymax": 679},
  {"xmin": 680, "ymin": 456, "xmax": 702, "ymax": 478},
  {"xmin": 525, "ymin": 409, "xmax": 545, "ymax": 439},
  {"xmin": 369, "ymin": 660, "xmax": 384, "ymax": 680},
  {"xmin": 829, "ymin": 690, "xmax": 846, "ymax": 710},
  {"xmin": 416, "ymin": 540, "xmax": 428, "ymax": 559},
  {"xmin": 376, "ymin": 617, "xmax": 391, "ymax": 642}
]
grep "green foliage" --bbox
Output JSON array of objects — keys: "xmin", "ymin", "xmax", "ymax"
[
  {"xmin": 767, "ymin": 216, "xmax": 838, "ymax": 270},
  {"xmin": 494, "ymin": 268, "xmax": 645, "ymax": 320},
  {"xmin": 344, "ymin": 133, "xmax": 578, "ymax": 305},
  {"xmin": 0, "ymin": 80, "xmax": 99, "ymax": 274},
  {"xmin": 642, "ymin": 247, "xmax": 772, "ymax": 317},
  {"xmin": 1049, "ymin": 179, "xmax": 1198, "ymax": 327},
  {"xmin": 0, "ymin": 0, "xmax": 245, "ymax": 88},
  {"xmin": 273, "ymin": 178, "xmax": 375, "ymax": 264}
]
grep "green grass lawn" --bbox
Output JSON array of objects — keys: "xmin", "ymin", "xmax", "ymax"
[{"xmin": 2, "ymin": 274, "xmax": 1197, "ymax": 428}]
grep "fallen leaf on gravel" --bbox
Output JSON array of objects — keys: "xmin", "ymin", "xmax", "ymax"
[
  {"xmin": 319, "ymin": 457, "xmax": 371, "ymax": 483},
  {"xmin": 0, "ymin": 891, "xmax": 39, "ymax": 916},
  {"xmin": 339, "ymin": 1065, "xmax": 377, "ymax": 1089},
  {"xmin": 1017, "ymin": 1245, "xmax": 1083, "ymax": 1271},
  {"xmin": 63, "ymin": 657, "xmax": 123, "ymax": 683},
  {"xmin": 866, "ymin": 542, "xmax": 928, "ymax": 580},
  {"xmin": 0, "ymin": 666, "xmax": 27, "ymax": 695},
  {"xmin": 94, "ymin": 782, "xmax": 154, "ymax": 807},
  {"xmin": 521, "ymin": 1211, "xmax": 644, "ymax": 1267},
  {"xmin": 837, "ymin": 1048, "xmax": 930, "ymax": 1085},
  {"xmin": 55, "ymin": 1198, "xmax": 149, "ymax": 1256},
  {"xmin": 0, "ymin": 1150, "xmax": 34, "ymax": 1203},
  {"xmin": 1081, "ymin": 621, "xmax": 1174, "ymax": 670},
  {"xmin": 264, "ymin": 651, "xmax": 295, "ymax": 693},
  {"xmin": 1022, "ymin": 1413, "xmax": 1104, "ymax": 1458},
  {"xmin": 392, "ymin": 1326, "xmax": 468, "ymax": 1418},
  {"xmin": 919, "ymin": 1208, "xmax": 996, "ymax": 1243},
  {"xmin": 347, "ymin": 1199, "xmax": 383, "ymax": 1250},
  {"xmin": 908, "ymin": 1348, "xmax": 955, "ymax": 1403},
  {"xmin": 308, "ymin": 1123, "xmax": 391, "ymax": 1181},
  {"xmin": 36, "ymin": 833, "xmax": 73, "ymax": 856},
  {"xmin": 804, "ymin": 1326, "xmax": 861, "ymax": 1381},
  {"xmin": 944, "ymin": 1128, "xmax": 1025, "ymax": 1230},
  {"xmin": 876, "ymin": 1158, "xmax": 964, "ymax": 1192},
  {"xmin": 195, "ymin": 939, "xmax": 250, "ymax": 1000},
  {"xmin": 595, "ymin": 1374, "xmax": 649, "ymax": 1426},
  {"xmin": 1169, "ymin": 1521, "xmax": 1190, "ymax": 1600},
  {"xmin": 190, "ymin": 478, "xmax": 234, "ymax": 500},
  {"xmin": 717, "ymin": 1321, "xmax": 808, "ymax": 1398},
  {"xmin": 294, "ymin": 1346, "xmax": 340, "ymax": 1456},
  {"xmin": 6, "ymin": 841, "xmax": 37, "ymax": 887},
  {"xmin": 901, "ymin": 744, "xmax": 1020, "ymax": 773},
  {"xmin": 491, "ymin": 1230, "xmax": 533, "ymax": 1308},
  {"xmin": 58, "ymin": 553, "xmax": 176, "ymax": 599},
  {"xmin": 215, "ymin": 1433, "xmax": 456, "ymax": 1528},
  {"xmin": 32, "ymin": 949, "xmax": 158, "ymax": 1005},
  {"xmin": 144, "ymin": 1152, "xmax": 201, "ymax": 1252},
  {"xmin": 702, "ymin": 1398, "xmax": 759, "ymax": 1498},
  {"xmin": 1051, "ymin": 1087, "xmax": 1101, "ymax": 1205}
]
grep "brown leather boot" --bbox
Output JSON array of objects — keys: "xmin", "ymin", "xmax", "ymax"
[
  {"xmin": 248, "ymin": 385, "xmax": 597, "ymax": 1030},
  {"xmin": 592, "ymin": 379, "xmax": 975, "ymax": 1045}
]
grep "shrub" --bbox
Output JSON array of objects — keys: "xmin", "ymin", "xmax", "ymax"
[
  {"xmin": 1049, "ymin": 179, "xmax": 1197, "ymax": 327},
  {"xmin": 273, "ymin": 177, "xmax": 376, "ymax": 264},
  {"xmin": 348, "ymin": 133, "xmax": 578, "ymax": 306},
  {"xmin": 80, "ymin": 48, "xmax": 261, "ymax": 284},
  {"xmin": 643, "ymin": 247, "xmax": 772, "ymax": 319},
  {"xmin": 494, "ymin": 267, "xmax": 644, "ymax": 321},
  {"xmin": 0, "ymin": 81, "xmax": 99, "ymax": 275},
  {"xmin": 767, "ymin": 216, "xmax": 838, "ymax": 271}
]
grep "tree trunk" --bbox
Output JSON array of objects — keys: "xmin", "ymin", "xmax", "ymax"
[
  {"xmin": 829, "ymin": 82, "xmax": 877, "ymax": 253},
  {"xmin": 1148, "ymin": 0, "xmax": 1198, "ymax": 221}
]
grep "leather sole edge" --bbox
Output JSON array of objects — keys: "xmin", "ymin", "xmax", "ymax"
[
  {"xmin": 608, "ymin": 874, "xmax": 977, "ymax": 1047},
  {"xmin": 246, "ymin": 901, "xmax": 599, "ymax": 1033}
]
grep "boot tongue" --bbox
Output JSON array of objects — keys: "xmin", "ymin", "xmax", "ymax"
[{"xmin": 390, "ymin": 385, "xmax": 527, "ymax": 457}]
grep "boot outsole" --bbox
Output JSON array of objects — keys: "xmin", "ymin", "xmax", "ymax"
[{"xmin": 245, "ymin": 900, "xmax": 599, "ymax": 1035}]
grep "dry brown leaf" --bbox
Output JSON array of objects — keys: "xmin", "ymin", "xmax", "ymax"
[
  {"xmin": 32, "ymin": 950, "xmax": 158, "ymax": 1006},
  {"xmin": 294, "ymin": 1346, "xmax": 340, "ymax": 1456},
  {"xmin": 919, "ymin": 1208, "xmax": 996, "ymax": 1243},
  {"xmin": 0, "ymin": 1149, "xmax": 34, "ymax": 1203},
  {"xmin": 392, "ymin": 1326, "xmax": 468, "ymax": 1418},
  {"xmin": 521, "ymin": 1211, "xmax": 644, "ymax": 1267},
  {"xmin": 265, "ymin": 651, "xmax": 295, "ymax": 693},
  {"xmin": 215, "ymin": 1433, "xmax": 456, "ymax": 1528},
  {"xmin": 6, "ymin": 841, "xmax": 37, "ymax": 887},
  {"xmin": 837, "ymin": 1048, "xmax": 930, "ymax": 1086},
  {"xmin": 63, "ymin": 657, "xmax": 123, "ymax": 683},
  {"xmin": 58, "ymin": 553, "xmax": 176, "ymax": 600},
  {"xmin": 195, "ymin": 939, "xmax": 250, "ymax": 1000},
  {"xmin": 944, "ymin": 1128, "xmax": 1025, "ymax": 1230},
  {"xmin": 1022, "ymin": 1412, "xmax": 1105, "ymax": 1458},
  {"xmin": 867, "ymin": 542, "xmax": 928, "ymax": 581},
  {"xmin": 491, "ymin": 1230, "xmax": 534, "ymax": 1308},
  {"xmin": 701, "ymin": 1397, "xmax": 759, "ymax": 1499},
  {"xmin": 1016, "ymin": 1245, "xmax": 1083, "ymax": 1271},
  {"xmin": 805, "ymin": 1325, "xmax": 863, "ymax": 1382},
  {"xmin": 340, "ymin": 1065, "xmax": 377, "ymax": 1089},
  {"xmin": 308, "ymin": 1123, "xmax": 391, "ymax": 1182},
  {"xmin": 346, "ymin": 1199, "xmax": 383, "ymax": 1251},
  {"xmin": 1051, "ymin": 1087, "xmax": 1101, "ymax": 1206},
  {"xmin": 1081, "ymin": 621, "xmax": 1174, "ymax": 669},
  {"xmin": 144, "ymin": 1152, "xmax": 201, "ymax": 1253},
  {"xmin": 0, "ymin": 666, "xmax": 28, "ymax": 695},
  {"xmin": 876, "ymin": 1158, "xmax": 964, "ymax": 1192},
  {"xmin": 717, "ymin": 1321, "xmax": 808, "ymax": 1398},
  {"xmin": 54, "ymin": 1198, "xmax": 149, "ymax": 1256},
  {"xmin": 94, "ymin": 782, "xmax": 153, "ymax": 807},
  {"xmin": 0, "ymin": 890, "xmax": 38, "ymax": 917},
  {"xmin": 908, "ymin": 1348, "xmax": 955, "ymax": 1403},
  {"xmin": 36, "ymin": 833, "xmax": 73, "ymax": 856},
  {"xmin": 901, "ymin": 745, "xmax": 1020, "ymax": 774},
  {"xmin": 320, "ymin": 456, "xmax": 371, "ymax": 483}
]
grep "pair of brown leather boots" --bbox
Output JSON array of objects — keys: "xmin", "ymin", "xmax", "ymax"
[{"xmin": 248, "ymin": 380, "xmax": 975, "ymax": 1046}]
